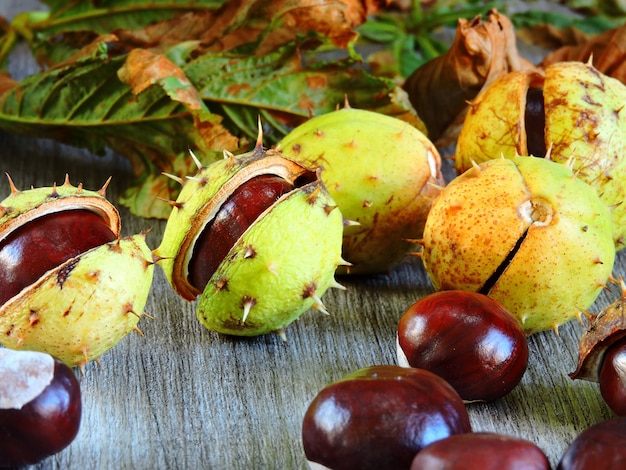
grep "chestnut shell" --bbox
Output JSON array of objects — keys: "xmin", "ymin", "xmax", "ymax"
[
  {"xmin": 410, "ymin": 432, "xmax": 550, "ymax": 470},
  {"xmin": 0, "ymin": 354, "xmax": 82, "ymax": 467},
  {"xmin": 302, "ymin": 365, "xmax": 471, "ymax": 470},
  {"xmin": 397, "ymin": 290, "xmax": 529, "ymax": 402},
  {"xmin": 557, "ymin": 417, "xmax": 626, "ymax": 470}
]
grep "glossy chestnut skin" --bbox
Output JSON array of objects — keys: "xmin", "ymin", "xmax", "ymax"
[
  {"xmin": 410, "ymin": 432, "xmax": 550, "ymax": 470},
  {"xmin": 557, "ymin": 417, "xmax": 626, "ymax": 469},
  {"xmin": 302, "ymin": 365, "xmax": 471, "ymax": 470},
  {"xmin": 0, "ymin": 209, "xmax": 116, "ymax": 305},
  {"xmin": 188, "ymin": 174, "xmax": 294, "ymax": 291},
  {"xmin": 397, "ymin": 290, "xmax": 529, "ymax": 402},
  {"xmin": 599, "ymin": 340, "xmax": 626, "ymax": 416},
  {"xmin": 0, "ymin": 350, "xmax": 82, "ymax": 467}
]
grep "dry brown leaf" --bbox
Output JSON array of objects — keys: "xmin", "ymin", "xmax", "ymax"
[
  {"xmin": 112, "ymin": 0, "xmax": 383, "ymax": 56},
  {"xmin": 118, "ymin": 48, "xmax": 240, "ymax": 154},
  {"xmin": 402, "ymin": 9, "xmax": 541, "ymax": 147},
  {"xmin": 541, "ymin": 23, "xmax": 626, "ymax": 83}
]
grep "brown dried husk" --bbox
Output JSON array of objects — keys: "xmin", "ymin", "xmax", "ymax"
[
  {"xmin": 541, "ymin": 23, "xmax": 626, "ymax": 84},
  {"xmin": 403, "ymin": 9, "xmax": 541, "ymax": 147}
]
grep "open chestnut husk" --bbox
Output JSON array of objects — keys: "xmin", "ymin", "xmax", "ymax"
[
  {"xmin": 0, "ymin": 175, "xmax": 154, "ymax": 368},
  {"xmin": 410, "ymin": 432, "xmax": 550, "ymax": 470},
  {"xmin": 301, "ymin": 365, "xmax": 471, "ymax": 470},
  {"xmin": 0, "ymin": 348, "xmax": 81, "ymax": 467},
  {"xmin": 154, "ymin": 130, "xmax": 346, "ymax": 337},
  {"xmin": 570, "ymin": 279, "xmax": 626, "ymax": 415},
  {"xmin": 397, "ymin": 290, "xmax": 528, "ymax": 402},
  {"xmin": 455, "ymin": 61, "xmax": 626, "ymax": 249},
  {"xmin": 557, "ymin": 417, "xmax": 626, "ymax": 469}
]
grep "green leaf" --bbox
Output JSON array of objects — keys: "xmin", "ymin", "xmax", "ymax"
[{"xmin": 184, "ymin": 44, "xmax": 407, "ymax": 143}]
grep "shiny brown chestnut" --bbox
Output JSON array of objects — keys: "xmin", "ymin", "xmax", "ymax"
[
  {"xmin": 557, "ymin": 417, "xmax": 626, "ymax": 470},
  {"xmin": 411, "ymin": 432, "xmax": 551, "ymax": 470},
  {"xmin": 570, "ymin": 280, "xmax": 626, "ymax": 416},
  {"xmin": 0, "ymin": 348, "xmax": 81, "ymax": 467},
  {"xmin": 302, "ymin": 365, "xmax": 471, "ymax": 470},
  {"xmin": 397, "ymin": 290, "xmax": 529, "ymax": 402}
]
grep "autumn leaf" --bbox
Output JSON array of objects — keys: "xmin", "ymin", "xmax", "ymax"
[
  {"xmin": 541, "ymin": 23, "xmax": 626, "ymax": 83},
  {"xmin": 402, "ymin": 9, "xmax": 541, "ymax": 147},
  {"xmin": 0, "ymin": 0, "xmax": 229, "ymax": 66}
]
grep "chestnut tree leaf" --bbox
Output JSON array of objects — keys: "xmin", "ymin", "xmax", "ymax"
[
  {"xmin": 0, "ymin": 36, "xmax": 235, "ymax": 218},
  {"xmin": 0, "ymin": 0, "xmax": 229, "ymax": 66}
]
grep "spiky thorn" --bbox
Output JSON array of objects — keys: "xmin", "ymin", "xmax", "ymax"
[
  {"xmin": 470, "ymin": 159, "xmax": 482, "ymax": 173},
  {"xmin": 242, "ymin": 296, "xmax": 256, "ymax": 323},
  {"xmin": 151, "ymin": 251, "xmax": 170, "ymax": 266},
  {"xmin": 156, "ymin": 196, "xmax": 184, "ymax": 210},
  {"xmin": 338, "ymin": 257, "xmax": 352, "ymax": 268},
  {"xmin": 306, "ymin": 185, "xmax": 322, "ymax": 205},
  {"xmin": 50, "ymin": 182, "xmax": 59, "ymax": 198},
  {"xmin": 133, "ymin": 325, "xmax": 144, "ymax": 336},
  {"xmin": 5, "ymin": 172, "xmax": 19, "ymax": 194},
  {"xmin": 404, "ymin": 238, "xmax": 425, "ymax": 246},
  {"xmin": 552, "ymin": 323, "xmax": 560, "ymax": 337},
  {"xmin": 312, "ymin": 294, "xmax": 330, "ymax": 315},
  {"xmin": 586, "ymin": 53, "xmax": 594, "ymax": 67},
  {"xmin": 343, "ymin": 94, "xmax": 352, "ymax": 109},
  {"xmin": 188, "ymin": 149, "xmax": 204, "ymax": 171},
  {"xmin": 162, "ymin": 172, "xmax": 185, "ymax": 185},
  {"xmin": 576, "ymin": 307, "xmax": 594, "ymax": 325},
  {"xmin": 274, "ymin": 329, "xmax": 288, "ymax": 343},
  {"xmin": 330, "ymin": 279, "xmax": 347, "ymax": 291},
  {"xmin": 544, "ymin": 142, "xmax": 554, "ymax": 161},
  {"xmin": 98, "ymin": 176, "xmax": 112, "ymax": 198},
  {"xmin": 223, "ymin": 148, "xmax": 236, "ymax": 162},
  {"xmin": 427, "ymin": 181, "xmax": 446, "ymax": 191},
  {"xmin": 323, "ymin": 203, "xmax": 339, "ymax": 216},
  {"xmin": 343, "ymin": 218, "xmax": 359, "ymax": 228},
  {"xmin": 253, "ymin": 115, "xmax": 265, "ymax": 156}
]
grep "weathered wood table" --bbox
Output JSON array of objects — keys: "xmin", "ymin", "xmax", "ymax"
[{"xmin": 1, "ymin": 2, "xmax": 622, "ymax": 469}]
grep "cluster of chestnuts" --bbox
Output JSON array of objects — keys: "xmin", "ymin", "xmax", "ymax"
[
  {"xmin": 0, "ymin": 111, "xmax": 442, "ymax": 464},
  {"xmin": 303, "ymin": 289, "xmax": 626, "ymax": 469},
  {"xmin": 2, "ymin": 55, "xmax": 626, "ymax": 467}
]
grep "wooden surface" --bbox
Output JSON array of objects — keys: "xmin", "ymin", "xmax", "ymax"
[{"xmin": 1, "ymin": 2, "xmax": 622, "ymax": 469}]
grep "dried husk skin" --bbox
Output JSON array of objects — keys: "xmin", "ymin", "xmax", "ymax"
[
  {"xmin": 455, "ymin": 61, "xmax": 626, "ymax": 249},
  {"xmin": 0, "ymin": 181, "xmax": 154, "ymax": 367},
  {"xmin": 278, "ymin": 107, "xmax": 443, "ymax": 275},
  {"xmin": 0, "ymin": 235, "xmax": 153, "ymax": 366},
  {"xmin": 421, "ymin": 157, "xmax": 615, "ymax": 335},
  {"xmin": 197, "ymin": 178, "xmax": 343, "ymax": 336},
  {"xmin": 570, "ymin": 284, "xmax": 626, "ymax": 382},
  {"xmin": 155, "ymin": 146, "xmax": 345, "ymax": 336}
]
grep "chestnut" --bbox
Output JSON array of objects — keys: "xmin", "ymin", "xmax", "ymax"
[
  {"xmin": 0, "ymin": 348, "xmax": 81, "ymax": 467},
  {"xmin": 570, "ymin": 280, "xmax": 626, "ymax": 416},
  {"xmin": 301, "ymin": 365, "xmax": 471, "ymax": 470},
  {"xmin": 397, "ymin": 290, "xmax": 529, "ymax": 402},
  {"xmin": 410, "ymin": 432, "xmax": 551, "ymax": 469},
  {"xmin": 557, "ymin": 417, "xmax": 626, "ymax": 469},
  {"xmin": 599, "ymin": 340, "xmax": 626, "ymax": 416}
]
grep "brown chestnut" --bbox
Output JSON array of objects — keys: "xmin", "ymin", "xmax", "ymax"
[
  {"xmin": 0, "ymin": 348, "xmax": 81, "ymax": 467},
  {"xmin": 301, "ymin": 365, "xmax": 471, "ymax": 470},
  {"xmin": 188, "ymin": 174, "xmax": 294, "ymax": 292},
  {"xmin": 397, "ymin": 290, "xmax": 529, "ymax": 402},
  {"xmin": 0, "ymin": 209, "xmax": 117, "ymax": 305},
  {"xmin": 570, "ymin": 280, "xmax": 626, "ymax": 415},
  {"xmin": 599, "ymin": 341, "xmax": 626, "ymax": 416},
  {"xmin": 410, "ymin": 432, "xmax": 551, "ymax": 470},
  {"xmin": 557, "ymin": 417, "xmax": 626, "ymax": 469}
]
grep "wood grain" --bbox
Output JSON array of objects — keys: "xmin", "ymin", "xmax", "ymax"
[{"xmin": 0, "ymin": 2, "xmax": 622, "ymax": 469}]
